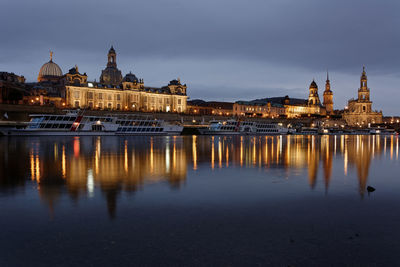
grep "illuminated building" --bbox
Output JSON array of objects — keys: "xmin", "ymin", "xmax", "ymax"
[
  {"xmin": 234, "ymin": 79, "xmax": 330, "ymax": 118},
  {"xmin": 65, "ymin": 47, "xmax": 188, "ymax": 112},
  {"xmin": 37, "ymin": 51, "xmax": 63, "ymax": 83},
  {"xmin": 187, "ymin": 100, "xmax": 233, "ymax": 116},
  {"xmin": 343, "ymin": 67, "xmax": 383, "ymax": 126},
  {"xmin": 99, "ymin": 46, "xmax": 122, "ymax": 86},
  {"xmin": 323, "ymin": 71, "xmax": 334, "ymax": 114},
  {"xmin": 19, "ymin": 48, "xmax": 187, "ymax": 112},
  {"xmin": 233, "ymin": 100, "xmax": 285, "ymax": 118}
]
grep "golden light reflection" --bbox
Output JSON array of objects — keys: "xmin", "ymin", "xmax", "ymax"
[
  {"xmin": 226, "ymin": 145, "xmax": 229, "ymax": 167},
  {"xmin": 61, "ymin": 145, "xmax": 66, "ymax": 179},
  {"xmin": 218, "ymin": 138, "xmax": 222, "ymax": 168},
  {"xmin": 264, "ymin": 137, "xmax": 268, "ymax": 166},
  {"xmin": 390, "ymin": 135, "xmax": 394, "ymax": 160},
  {"xmin": 35, "ymin": 155, "xmax": 40, "ymax": 183},
  {"xmin": 124, "ymin": 140, "xmax": 128, "ymax": 173},
  {"xmin": 95, "ymin": 137, "xmax": 101, "ymax": 174},
  {"xmin": 192, "ymin": 136, "xmax": 197, "ymax": 170},
  {"xmin": 173, "ymin": 136, "xmax": 176, "ymax": 170},
  {"xmin": 30, "ymin": 149, "xmax": 35, "ymax": 181},
  {"xmin": 20, "ymin": 134, "xmax": 399, "ymax": 218},
  {"xmin": 54, "ymin": 143, "xmax": 58, "ymax": 160},
  {"xmin": 252, "ymin": 137, "xmax": 256, "ymax": 166},
  {"xmin": 150, "ymin": 137, "xmax": 154, "ymax": 173},
  {"xmin": 240, "ymin": 136, "xmax": 243, "ymax": 167},
  {"xmin": 211, "ymin": 136, "xmax": 215, "ymax": 170}
]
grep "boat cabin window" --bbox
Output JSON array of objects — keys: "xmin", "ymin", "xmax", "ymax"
[{"xmin": 92, "ymin": 124, "xmax": 103, "ymax": 131}]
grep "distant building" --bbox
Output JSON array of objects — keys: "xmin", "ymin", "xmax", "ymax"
[
  {"xmin": 0, "ymin": 72, "xmax": 26, "ymax": 104},
  {"xmin": 343, "ymin": 67, "xmax": 382, "ymax": 126},
  {"xmin": 187, "ymin": 100, "xmax": 234, "ymax": 116},
  {"xmin": 233, "ymin": 100, "xmax": 285, "ymax": 118},
  {"xmin": 234, "ymin": 79, "xmax": 329, "ymax": 118}
]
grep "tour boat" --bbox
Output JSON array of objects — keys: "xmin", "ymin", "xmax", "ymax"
[
  {"xmin": 198, "ymin": 120, "xmax": 289, "ymax": 135},
  {"xmin": 239, "ymin": 121, "xmax": 289, "ymax": 135},
  {"xmin": 369, "ymin": 128, "xmax": 396, "ymax": 135},
  {"xmin": 198, "ymin": 120, "xmax": 241, "ymax": 135},
  {"xmin": 4, "ymin": 111, "xmax": 183, "ymax": 136}
]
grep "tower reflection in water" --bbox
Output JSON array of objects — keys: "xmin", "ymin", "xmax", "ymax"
[{"xmin": 0, "ymin": 135, "xmax": 398, "ymax": 218}]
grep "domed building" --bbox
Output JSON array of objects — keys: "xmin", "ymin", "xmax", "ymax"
[
  {"xmin": 99, "ymin": 46, "xmax": 123, "ymax": 86},
  {"xmin": 62, "ymin": 46, "xmax": 188, "ymax": 112},
  {"xmin": 38, "ymin": 52, "xmax": 63, "ymax": 83},
  {"xmin": 123, "ymin": 72, "xmax": 139, "ymax": 83},
  {"xmin": 121, "ymin": 71, "xmax": 144, "ymax": 90}
]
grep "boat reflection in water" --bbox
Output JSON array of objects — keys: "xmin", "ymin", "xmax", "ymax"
[{"xmin": 0, "ymin": 135, "xmax": 399, "ymax": 218}]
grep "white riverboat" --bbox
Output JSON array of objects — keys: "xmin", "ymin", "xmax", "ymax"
[
  {"xmin": 369, "ymin": 128, "xmax": 397, "ymax": 135},
  {"xmin": 239, "ymin": 121, "xmax": 289, "ymax": 135},
  {"xmin": 198, "ymin": 120, "xmax": 241, "ymax": 135},
  {"xmin": 198, "ymin": 120, "xmax": 289, "ymax": 135},
  {"xmin": 3, "ymin": 111, "xmax": 183, "ymax": 136}
]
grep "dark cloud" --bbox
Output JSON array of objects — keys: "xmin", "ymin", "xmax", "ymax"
[{"xmin": 1, "ymin": 0, "xmax": 399, "ymax": 114}]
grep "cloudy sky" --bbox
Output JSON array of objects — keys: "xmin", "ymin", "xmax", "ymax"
[{"xmin": 1, "ymin": 0, "xmax": 399, "ymax": 114}]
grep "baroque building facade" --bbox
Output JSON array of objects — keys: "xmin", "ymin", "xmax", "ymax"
[
  {"xmin": 342, "ymin": 67, "xmax": 382, "ymax": 126},
  {"xmin": 233, "ymin": 79, "xmax": 330, "ymax": 118},
  {"xmin": 29, "ymin": 47, "xmax": 187, "ymax": 112}
]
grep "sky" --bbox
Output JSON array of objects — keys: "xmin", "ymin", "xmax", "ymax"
[{"xmin": 1, "ymin": 0, "xmax": 399, "ymax": 115}]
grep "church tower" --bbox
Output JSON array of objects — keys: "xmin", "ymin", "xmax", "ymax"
[
  {"xmin": 100, "ymin": 46, "xmax": 123, "ymax": 86},
  {"xmin": 342, "ymin": 66, "xmax": 382, "ymax": 126},
  {"xmin": 308, "ymin": 80, "xmax": 321, "ymax": 106},
  {"xmin": 358, "ymin": 66, "xmax": 370, "ymax": 102},
  {"xmin": 323, "ymin": 71, "xmax": 334, "ymax": 114},
  {"xmin": 107, "ymin": 46, "xmax": 117, "ymax": 68}
]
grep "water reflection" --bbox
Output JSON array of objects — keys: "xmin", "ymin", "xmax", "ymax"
[{"xmin": 0, "ymin": 135, "xmax": 398, "ymax": 218}]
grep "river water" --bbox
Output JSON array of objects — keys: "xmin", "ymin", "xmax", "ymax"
[{"xmin": 0, "ymin": 135, "xmax": 399, "ymax": 266}]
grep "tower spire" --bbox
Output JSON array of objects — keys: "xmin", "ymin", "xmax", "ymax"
[
  {"xmin": 49, "ymin": 51, "xmax": 53, "ymax": 62},
  {"xmin": 326, "ymin": 69, "xmax": 329, "ymax": 81}
]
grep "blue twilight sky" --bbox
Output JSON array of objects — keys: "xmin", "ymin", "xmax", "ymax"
[{"xmin": 1, "ymin": 0, "xmax": 399, "ymax": 115}]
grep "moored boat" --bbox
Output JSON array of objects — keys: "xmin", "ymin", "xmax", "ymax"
[
  {"xmin": 4, "ymin": 111, "xmax": 183, "ymax": 136},
  {"xmin": 198, "ymin": 120, "xmax": 241, "ymax": 135},
  {"xmin": 198, "ymin": 119, "xmax": 289, "ymax": 135},
  {"xmin": 240, "ymin": 121, "xmax": 289, "ymax": 135}
]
